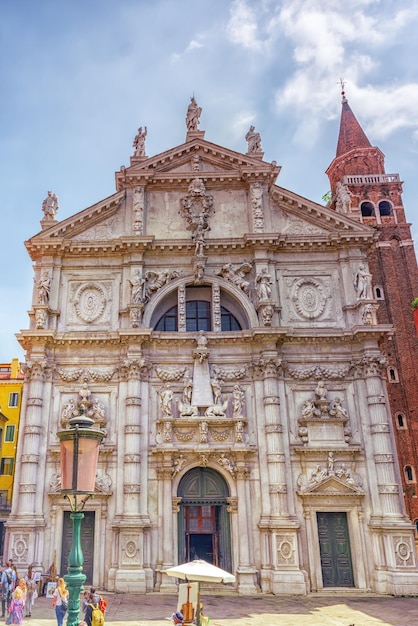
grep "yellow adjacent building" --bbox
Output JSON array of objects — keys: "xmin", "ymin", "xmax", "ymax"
[{"xmin": 0, "ymin": 358, "xmax": 24, "ymax": 559}]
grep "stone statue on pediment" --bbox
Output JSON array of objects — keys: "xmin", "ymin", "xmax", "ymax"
[
  {"xmin": 186, "ymin": 96, "xmax": 202, "ymax": 131},
  {"xmin": 245, "ymin": 125, "xmax": 262, "ymax": 154},
  {"xmin": 42, "ymin": 190, "xmax": 59, "ymax": 220},
  {"xmin": 133, "ymin": 126, "xmax": 147, "ymax": 157}
]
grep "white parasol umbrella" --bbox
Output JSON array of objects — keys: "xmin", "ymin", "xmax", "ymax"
[
  {"xmin": 165, "ymin": 559, "xmax": 235, "ymax": 624},
  {"xmin": 165, "ymin": 559, "xmax": 235, "ymax": 583}
]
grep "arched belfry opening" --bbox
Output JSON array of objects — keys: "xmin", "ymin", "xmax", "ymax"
[{"xmin": 177, "ymin": 467, "xmax": 232, "ymax": 573}]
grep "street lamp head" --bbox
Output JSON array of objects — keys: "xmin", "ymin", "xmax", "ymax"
[{"xmin": 57, "ymin": 409, "xmax": 106, "ymax": 512}]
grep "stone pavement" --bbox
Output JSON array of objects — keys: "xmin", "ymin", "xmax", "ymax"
[{"xmin": 26, "ymin": 591, "xmax": 418, "ymax": 626}]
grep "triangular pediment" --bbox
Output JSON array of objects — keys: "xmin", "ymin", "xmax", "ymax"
[
  {"xmin": 269, "ymin": 185, "xmax": 376, "ymax": 241},
  {"xmin": 304, "ymin": 475, "xmax": 363, "ymax": 495},
  {"xmin": 115, "ymin": 137, "xmax": 281, "ymax": 189},
  {"xmin": 25, "ymin": 191, "xmax": 127, "ymax": 257}
]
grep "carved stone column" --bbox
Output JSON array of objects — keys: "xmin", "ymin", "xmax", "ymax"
[
  {"xmin": 361, "ymin": 356, "xmax": 404, "ymax": 517},
  {"xmin": 113, "ymin": 358, "xmax": 149, "ymax": 592},
  {"xmin": 260, "ymin": 355, "xmax": 288, "ymax": 517},
  {"xmin": 158, "ymin": 465, "xmax": 178, "ymax": 593},
  {"xmin": 6, "ymin": 360, "xmax": 50, "ymax": 566},
  {"xmin": 235, "ymin": 464, "xmax": 257, "ymax": 593}
]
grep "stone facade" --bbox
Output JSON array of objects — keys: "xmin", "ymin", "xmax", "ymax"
[{"xmin": 7, "ymin": 100, "xmax": 418, "ymax": 595}]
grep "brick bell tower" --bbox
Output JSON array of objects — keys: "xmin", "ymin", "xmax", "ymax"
[{"xmin": 326, "ymin": 86, "xmax": 418, "ymax": 527}]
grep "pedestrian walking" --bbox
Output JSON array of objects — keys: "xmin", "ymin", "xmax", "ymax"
[
  {"xmin": 1, "ymin": 562, "xmax": 16, "ymax": 617},
  {"xmin": 24, "ymin": 566, "xmax": 37, "ymax": 617},
  {"xmin": 51, "ymin": 578, "xmax": 68, "ymax": 626},
  {"xmin": 7, "ymin": 586, "xmax": 24, "ymax": 625}
]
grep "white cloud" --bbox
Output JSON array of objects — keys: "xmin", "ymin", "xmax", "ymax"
[{"xmin": 226, "ymin": 0, "xmax": 263, "ymax": 51}]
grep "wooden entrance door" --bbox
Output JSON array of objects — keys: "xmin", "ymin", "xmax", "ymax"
[
  {"xmin": 185, "ymin": 505, "xmax": 218, "ymax": 565},
  {"xmin": 317, "ymin": 512, "xmax": 354, "ymax": 587},
  {"xmin": 178, "ymin": 468, "xmax": 232, "ymax": 573},
  {"xmin": 61, "ymin": 511, "xmax": 95, "ymax": 584}
]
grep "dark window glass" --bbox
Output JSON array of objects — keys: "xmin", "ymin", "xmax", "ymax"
[
  {"xmin": 221, "ymin": 306, "xmax": 241, "ymax": 331},
  {"xmin": 406, "ymin": 466, "xmax": 414, "ymax": 482},
  {"xmin": 155, "ymin": 305, "xmax": 178, "ymax": 331},
  {"xmin": 0, "ymin": 458, "xmax": 14, "ymax": 475},
  {"xmin": 155, "ymin": 301, "xmax": 242, "ymax": 332},
  {"xmin": 361, "ymin": 201, "xmax": 374, "ymax": 217},
  {"xmin": 379, "ymin": 201, "xmax": 391, "ymax": 216},
  {"xmin": 186, "ymin": 301, "xmax": 211, "ymax": 332}
]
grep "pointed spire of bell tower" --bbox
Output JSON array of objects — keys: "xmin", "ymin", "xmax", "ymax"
[
  {"xmin": 325, "ymin": 83, "xmax": 404, "ymax": 222},
  {"xmin": 335, "ymin": 82, "xmax": 372, "ymax": 157}
]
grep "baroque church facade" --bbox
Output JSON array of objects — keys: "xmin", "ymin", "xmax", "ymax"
[{"xmin": 7, "ymin": 95, "xmax": 418, "ymax": 595}]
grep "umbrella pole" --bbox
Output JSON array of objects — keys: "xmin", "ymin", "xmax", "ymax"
[{"xmin": 196, "ymin": 582, "xmax": 201, "ymax": 626}]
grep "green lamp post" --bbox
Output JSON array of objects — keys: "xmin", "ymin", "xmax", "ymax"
[{"xmin": 57, "ymin": 408, "xmax": 105, "ymax": 626}]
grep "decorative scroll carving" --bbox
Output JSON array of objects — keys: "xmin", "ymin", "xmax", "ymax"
[
  {"xmin": 250, "ymin": 182, "xmax": 264, "ymax": 232},
  {"xmin": 180, "ymin": 178, "xmax": 213, "ymax": 258},
  {"xmin": 35, "ymin": 307, "xmax": 47, "ymax": 329},
  {"xmin": 178, "ymin": 284, "xmax": 186, "ymax": 332},
  {"xmin": 132, "ymin": 186, "xmax": 144, "ymax": 235},
  {"xmin": 213, "ymin": 283, "xmax": 221, "ymax": 331}
]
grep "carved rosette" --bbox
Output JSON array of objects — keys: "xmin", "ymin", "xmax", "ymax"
[
  {"xmin": 121, "ymin": 534, "xmax": 140, "ymax": 565},
  {"xmin": 73, "ymin": 282, "xmax": 109, "ymax": 323}
]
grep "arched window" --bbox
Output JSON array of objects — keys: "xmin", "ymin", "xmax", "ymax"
[
  {"xmin": 155, "ymin": 302, "xmax": 242, "ymax": 332},
  {"xmin": 396, "ymin": 413, "xmax": 407, "ymax": 429},
  {"xmin": 360, "ymin": 201, "xmax": 375, "ymax": 217},
  {"xmin": 405, "ymin": 465, "xmax": 415, "ymax": 483},
  {"xmin": 387, "ymin": 366, "xmax": 399, "ymax": 383},
  {"xmin": 374, "ymin": 285, "xmax": 384, "ymax": 300},
  {"xmin": 379, "ymin": 200, "xmax": 392, "ymax": 216}
]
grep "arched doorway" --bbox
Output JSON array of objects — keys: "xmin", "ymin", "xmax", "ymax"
[{"xmin": 178, "ymin": 468, "xmax": 232, "ymax": 573}]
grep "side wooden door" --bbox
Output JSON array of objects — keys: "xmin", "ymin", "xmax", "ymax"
[
  {"xmin": 317, "ymin": 511, "xmax": 354, "ymax": 587},
  {"xmin": 61, "ymin": 511, "xmax": 95, "ymax": 584}
]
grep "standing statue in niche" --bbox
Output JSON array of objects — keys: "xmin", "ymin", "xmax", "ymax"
[
  {"xmin": 159, "ymin": 383, "xmax": 174, "ymax": 417},
  {"xmin": 232, "ymin": 384, "xmax": 245, "ymax": 417},
  {"xmin": 42, "ymin": 190, "xmax": 59, "ymax": 220},
  {"xmin": 354, "ymin": 264, "xmax": 372, "ymax": 299},
  {"xmin": 255, "ymin": 268, "xmax": 273, "ymax": 301},
  {"xmin": 37, "ymin": 271, "xmax": 51, "ymax": 305},
  {"xmin": 183, "ymin": 372, "xmax": 193, "ymax": 405},
  {"xmin": 245, "ymin": 125, "xmax": 262, "ymax": 154},
  {"xmin": 133, "ymin": 126, "xmax": 147, "ymax": 157},
  {"xmin": 186, "ymin": 96, "xmax": 202, "ymax": 131},
  {"xmin": 129, "ymin": 269, "xmax": 146, "ymax": 304}
]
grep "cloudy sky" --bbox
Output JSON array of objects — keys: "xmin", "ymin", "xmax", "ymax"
[{"xmin": 1, "ymin": 0, "xmax": 418, "ymax": 360}]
